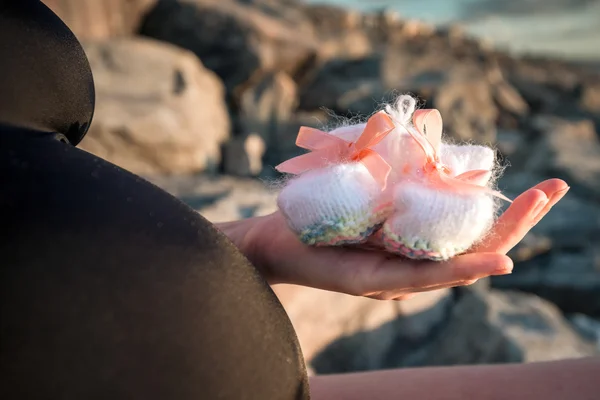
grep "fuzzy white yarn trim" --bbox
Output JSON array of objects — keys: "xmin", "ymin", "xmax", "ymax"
[{"xmin": 276, "ymin": 94, "xmax": 504, "ymax": 255}]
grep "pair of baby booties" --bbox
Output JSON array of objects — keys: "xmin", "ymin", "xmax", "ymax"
[{"xmin": 275, "ymin": 95, "xmax": 510, "ymax": 261}]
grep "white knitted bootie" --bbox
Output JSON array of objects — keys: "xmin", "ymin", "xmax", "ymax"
[
  {"xmin": 275, "ymin": 112, "xmax": 396, "ymax": 246},
  {"xmin": 277, "ymin": 163, "xmax": 390, "ymax": 245},
  {"xmin": 378, "ymin": 144, "xmax": 497, "ymax": 260},
  {"xmin": 376, "ymin": 95, "xmax": 502, "ymax": 260}
]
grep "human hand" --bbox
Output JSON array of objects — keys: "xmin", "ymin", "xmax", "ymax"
[{"xmin": 218, "ymin": 179, "xmax": 569, "ymax": 300}]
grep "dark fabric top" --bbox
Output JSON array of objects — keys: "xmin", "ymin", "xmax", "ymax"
[{"xmin": 0, "ymin": 0, "xmax": 94, "ymax": 145}]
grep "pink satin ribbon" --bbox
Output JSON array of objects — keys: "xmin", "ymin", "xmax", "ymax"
[
  {"xmin": 408, "ymin": 109, "xmax": 512, "ymax": 202},
  {"xmin": 275, "ymin": 111, "xmax": 395, "ymax": 190}
]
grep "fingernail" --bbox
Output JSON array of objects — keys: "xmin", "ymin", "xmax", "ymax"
[
  {"xmin": 550, "ymin": 186, "xmax": 570, "ymax": 202},
  {"xmin": 532, "ymin": 198, "xmax": 549, "ymax": 216},
  {"xmin": 533, "ymin": 186, "xmax": 570, "ymax": 224},
  {"xmin": 492, "ymin": 268, "xmax": 512, "ymax": 276},
  {"xmin": 492, "ymin": 264, "xmax": 513, "ymax": 276}
]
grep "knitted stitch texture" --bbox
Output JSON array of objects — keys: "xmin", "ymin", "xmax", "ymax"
[
  {"xmin": 276, "ymin": 94, "xmax": 504, "ymax": 259},
  {"xmin": 277, "ymin": 122, "xmax": 396, "ymax": 245},
  {"xmin": 377, "ymin": 144, "xmax": 496, "ymax": 260},
  {"xmin": 376, "ymin": 95, "xmax": 499, "ymax": 260}
]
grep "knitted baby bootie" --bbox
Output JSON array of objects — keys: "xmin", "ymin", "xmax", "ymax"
[
  {"xmin": 376, "ymin": 95, "xmax": 507, "ymax": 260},
  {"xmin": 276, "ymin": 111, "xmax": 396, "ymax": 246},
  {"xmin": 277, "ymin": 163, "xmax": 391, "ymax": 245},
  {"xmin": 378, "ymin": 148, "xmax": 498, "ymax": 260}
]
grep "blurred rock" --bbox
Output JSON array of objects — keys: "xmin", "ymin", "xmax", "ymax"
[
  {"xmin": 315, "ymin": 30, "xmax": 373, "ymax": 63},
  {"xmin": 303, "ymin": 5, "xmax": 372, "ymax": 61},
  {"xmin": 525, "ymin": 117, "xmax": 600, "ymax": 201},
  {"xmin": 304, "ymin": 4, "xmax": 363, "ymax": 33},
  {"xmin": 493, "ymin": 249, "xmax": 600, "ymax": 317},
  {"xmin": 506, "ymin": 78, "xmax": 562, "ymax": 114},
  {"xmin": 44, "ymin": 0, "xmax": 156, "ymax": 39},
  {"xmin": 238, "ymin": 72, "xmax": 299, "ymax": 169},
  {"xmin": 259, "ymin": 109, "xmax": 334, "ymax": 176},
  {"xmin": 507, "ymin": 233, "xmax": 553, "ymax": 263},
  {"xmin": 580, "ymin": 81, "xmax": 600, "ymax": 114},
  {"xmin": 493, "ymin": 81, "xmax": 530, "ymax": 116},
  {"xmin": 299, "ymin": 54, "xmax": 499, "ymax": 142},
  {"xmin": 431, "ymin": 69, "xmax": 498, "ymax": 143},
  {"xmin": 221, "ymin": 133, "xmax": 266, "ymax": 177},
  {"xmin": 569, "ymin": 314, "xmax": 600, "ymax": 348},
  {"xmin": 496, "ymin": 129, "xmax": 528, "ymax": 160},
  {"xmin": 245, "ymin": 134, "xmax": 267, "ymax": 176},
  {"xmin": 312, "ymin": 289, "xmax": 598, "ymax": 373},
  {"xmin": 401, "ymin": 20, "xmax": 436, "ymax": 38},
  {"xmin": 298, "ymin": 55, "xmax": 385, "ymax": 116},
  {"xmin": 272, "ymin": 285, "xmax": 453, "ymax": 369},
  {"xmin": 147, "ymin": 174, "xmax": 278, "ymax": 222},
  {"xmin": 80, "ymin": 38, "xmax": 230, "ymax": 175},
  {"xmin": 139, "ymin": 0, "xmax": 317, "ymax": 98},
  {"xmin": 500, "ymin": 58, "xmax": 596, "ymax": 118}
]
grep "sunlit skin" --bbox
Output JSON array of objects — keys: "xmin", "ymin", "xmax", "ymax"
[
  {"xmin": 218, "ymin": 178, "xmax": 569, "ymax": 300},
  {"xmin": 217, "ymin": 178, "xmax": 599, "ymax": 400}
]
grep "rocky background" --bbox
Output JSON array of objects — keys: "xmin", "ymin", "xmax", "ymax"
[{"xmin": 46, "ymin": 0, "xmax": 600, "ymax": 374}]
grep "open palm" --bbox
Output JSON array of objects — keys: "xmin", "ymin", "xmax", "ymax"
[{"xmin": 239, "ymin": 179, "xmax": 569, "ymax": 300}]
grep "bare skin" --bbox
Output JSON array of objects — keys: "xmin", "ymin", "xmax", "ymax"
[
  {"xmin": 217, "ymin": 178, "xmax": 569, "ymax": 299},
  {"xmin": 217, "ymin": 179, "xmax": 600, "ymax": 400},
  {"xmin": 216, "ymin": 178, "xmax": 600, "ymax": 400},
  {"xmin": 308, "ymin": 357, "xmax": 600, "ymax": 400}
]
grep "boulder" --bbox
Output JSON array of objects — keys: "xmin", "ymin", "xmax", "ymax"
[
  {"xmin": 44, "ymin": 0, "xmax": 156, "ymax": 39},
  {"xmin": 492, "ymin": 81, "xmax": 530, "ymax": 117},
  {"xmin": 221, "ymin": 134, "xmax": 266, "ymax": 177},
  {"xmin": 303, "ymin": 5, "xmax": 372, "ymax": 61},
  {"xmin": 79, "ymin": 38, "xmax": 230, "ymax": 175},
  {"xmin": 298, "ymin": 55, "xmax": 386, "ymax": 117},
  {"xmin": 272, "ymin": 285, "xmax": 453, "ymax": 369},
  {"xmin": 525, "ymin": 117, "xmax": 600, "ymax": 201},
  {"xmin": 569, "ymin": 314, "xmax": 600, "ymax": 348},
  {"xmin": 139, "ymin": 0, "xmax": 317, "ymax": 98},
  {"xmin": 257, "ymin": 109, "xmax": 335, "ymax": 178},
  {"xmin": 492, "ymin": 249, "xmax": 600, "ymax": 317},
  {"xmin": 500, "ymin": 58, "xmax": 591, "ymax": 116},
  {"xmin": 237, "ymin": 72, "xmax": 299, "ymax": 171},
  {"xmin": 303, "ymin": 4, "xmax": 363, "ymax": 34},
  {"xmin": 431, "ymin": 69, "xmax": 499, "ymax": 143},
  {"xmin": 580, "ymin": 81, "xmax": 600, "ymax": 114},
  {"xmin": 299, "ymin": 55, "xmax": 499, "ymax": 143},
  {"xmin": 147, "ymin": 174, "xmax": 278, "ymax": 222},
  {"xmin": 312, "ymin": 288, "xmax": 598, "ymax": 373}
]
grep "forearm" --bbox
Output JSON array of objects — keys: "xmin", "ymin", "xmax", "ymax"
[{"xmin": 309, "ymin": 357, "xmax": 600, "ymax": 400}]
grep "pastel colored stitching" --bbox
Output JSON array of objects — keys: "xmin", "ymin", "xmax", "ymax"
[
  {"xmin": 299, "ymin": 207, "xmax": 392, "ymax": 246},
  {"xmin": 378, "ymin": 225, "xmax": 468, "ymax": 261}
]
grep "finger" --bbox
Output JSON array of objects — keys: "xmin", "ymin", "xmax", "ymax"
[
  {"xmin": 473, "ymin": 188, "xmax": 548, "ymax": 254},
  {"xmin": 531, "ymin": 185, "xmax": 570, "ymax": 225},
  {"xmin": 372, "ymin": 278, "xmax": 481, "ymax": 301},
  {"xmin": 473, "ymin": 179, "xmax": 569, "ymax": 254},
  {"xmin": 357, "ymin": 252, "xmax": 513, "ymax": 294},
  {"xmin": 530, "ymin": 178, "xmax": 570, "ymax": 198},
  {"xmin": 367, "ymin": 293, "xmax": 420, "ymax": 301},
  {"xmin": 396, "ymin": 293, "xmax": 419, "ymax": 301},
  {"xmin": 405, "ymin": 278, "xmax": 480, "ymax": 293}
]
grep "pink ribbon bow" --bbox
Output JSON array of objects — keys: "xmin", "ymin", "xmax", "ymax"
[
  {"xmin": 275, "ymin": 111, "xmax": 395, "ymax": 190},
  {"xmin": 407, "ymin": 109, "xmax": 512, "ymax": 202}
]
